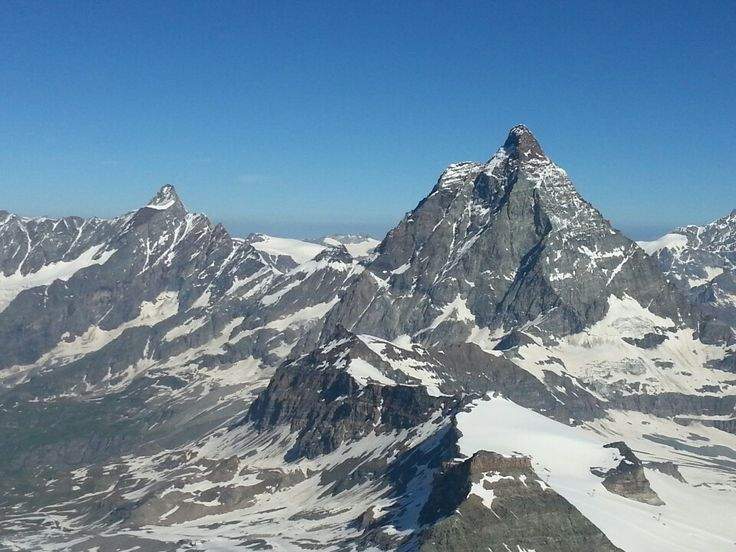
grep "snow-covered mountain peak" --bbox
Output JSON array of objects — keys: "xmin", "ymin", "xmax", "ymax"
[
  {"xmin": 438, "ymin": 126, "xmax": 560, "ymax": 197},
  {"xmin": 323, "ymin": 125, "xmax": 688, "ymax": 347},
  {"xmin": 123, "ymin": 184, "xmax": 206, "ymax": 241},
  {"xmin": 146, "ymin": 184, "xmax": 184, "ymax": 211}
]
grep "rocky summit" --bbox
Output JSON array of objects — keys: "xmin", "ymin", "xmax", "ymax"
[{"xmin": 1, "ymin": 126, "xmax": 735, "ymax": 552}]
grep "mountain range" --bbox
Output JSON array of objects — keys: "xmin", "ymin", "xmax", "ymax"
[{"xmin": 0, "ymin": 125, "xmax": 734, "ymax": 552}]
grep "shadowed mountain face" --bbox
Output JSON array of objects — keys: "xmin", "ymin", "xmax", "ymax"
[{"xmin": 1, "ymin": 126, "xmax": 735, "ymax": 552}]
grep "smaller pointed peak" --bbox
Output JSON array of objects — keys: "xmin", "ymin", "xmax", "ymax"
[
  {"xmin": 146, "ymin": 184, "xmax": 184, "ymax": 211},
  {"xmin": 502, "ymin": 124, "xmax": 546, "ymax": 161},
  {"xmin": 212, "ymin": 222, "xmax": 231, "ymax": 240},
  {"xmin": 315, "ymin": 243, "xmax": 353, "ymax": 263}
]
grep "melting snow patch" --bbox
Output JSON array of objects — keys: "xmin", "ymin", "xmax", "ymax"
[
  {"xmin": 358, "ymin": 334, "xmax": 446, "ymax": 396},
  {"xmin": 347, "ymin": 357, "xmax": 397, "ymax": 387},
  {"xmin": 163, "ymin": 316, "xmax": 207, "ymax": 341},
  {"xmin": 637, "ymin": 233, "xmax": 688, "ymax": 255},
  {"xmin": 265, "ymin": 298, "xmax": 339, "ymax": 331},
  {"xmin": 249, "ymin": 235, "xmax": 325, "ymax": 265},
  {"xmin": 391, "ymin": 263, "xmax": 411, "ymax": 275},
  {"xmin": 0, "ymin": 244, "xmax": 116, "ymax": 312},
  {"xmin": 2, "ymin": 291, "xmax": 179, "ymax": 385},
  {"xmin": 322, "ymin": 236, "xmax": 379, "ymax": 258},
  {"xmin": 513, "ymin": 294, "xmax": 729, "ymax": 397},
  {"xmin": 429, "ymin": 295, "xmax": 475, "ymax": 329}
]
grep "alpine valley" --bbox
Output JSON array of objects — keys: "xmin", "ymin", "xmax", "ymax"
[{"xmin": 1, "ymin": 126, "xmax": 735, "ymax": 552}]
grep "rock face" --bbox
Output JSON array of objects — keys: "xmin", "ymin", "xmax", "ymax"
[
  {"xmin": 0, "ymin": 186, "xmax": 369, "ymax": 521},
  {"xmin": 639, "ymin": 210, "xmax": 736, "ymax": 290},
  {"xmin": 0, "ymin": 185, "xmax": 270, "ymax": 369},
  {"xmin": 246, "ymin": 330, "xmax": 462, "ymax": 461},
  {"xmin": 592, "ymin": 442, "xmax": 664, "ymax": 506},
  {"xmin": 1, "ymin": 125, "xmax": 735, "ymax": 551}
]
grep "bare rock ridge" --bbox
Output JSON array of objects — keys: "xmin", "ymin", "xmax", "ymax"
[{"xmin": 591, "ymin": 442, "xmax": 664, "ymax": 506}]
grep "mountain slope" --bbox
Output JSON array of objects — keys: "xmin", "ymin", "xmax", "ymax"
[
  {"xmin": 639, "ymin": 209, "xmax": 736, "ymax": 289},
  {"xmin": 639, "ymin": 210, "xmax": 736, "ymax": 333}
]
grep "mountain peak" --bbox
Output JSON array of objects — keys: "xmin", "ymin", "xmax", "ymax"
[
  {"xmin": 146, "ymin": 184, "xmax": 184, "ymax": 211},
  {"xmin": 502, "ymin": 124, "xmax": 546, "ymax": 161}
]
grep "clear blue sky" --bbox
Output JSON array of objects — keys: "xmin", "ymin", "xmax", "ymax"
[{"xmin": 1, "ymin": 1, "xmax": 734, "ymax": 240}]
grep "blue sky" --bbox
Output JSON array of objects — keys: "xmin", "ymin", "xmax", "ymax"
[{"xmin": 1, "ymin": 1, "xmax": 734, "ymax": 240}]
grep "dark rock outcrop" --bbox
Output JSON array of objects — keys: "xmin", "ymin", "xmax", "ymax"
[
  {"xmin": 417, "ymin": 450, "xmax": 623, "ymax": 552},
  {"xmin": 246, "ymin": 338, "xmax": 461, "ymax": 460},
  {"xmin": 592, "ymin": 442, "xmax": 663, "ymax": 506}
]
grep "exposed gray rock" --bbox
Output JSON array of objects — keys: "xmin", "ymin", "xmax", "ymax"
[
  {"xmin": 609, "ymin": 392, "xmax": 736, "ymax": 420},
  {"xmin": 622, "ymin": 332, "xmax": 668, "ymax": 348},
  {"xmin": 591, "ymin": 442, "xmax": 663, "ymax": 506},
  {"xmin": 645, "ymin": 460, "xmax": 687, "ymax": 483},
  {"xmin": 246, "ymin": 330, "xmax": 462, "ymax": 461},
  {"xmin": 0, "ymin": 185, "xmax": 274, "ymax": 369}
]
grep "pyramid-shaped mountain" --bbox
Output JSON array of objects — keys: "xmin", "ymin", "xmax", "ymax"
[{"xmin": 322, "ymin": 125, "xmax": 689, "ymax": 348}]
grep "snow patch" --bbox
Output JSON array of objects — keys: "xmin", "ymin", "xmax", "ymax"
[
  {"xmin": 265, "ymin": 298, "xmax": 338, "ymax": 331},
  {"xmin": 429, "ymin": 295, "xmax": 475, "ymax": 329},
  {"xmin": 512, "ymin": 294, "xmax": 729, "ymax": 397},
  {"xmin": 347, "ymin": 357, "xmax": 397, "ymax": 387},
  {"xmin": 249, "ymin": 235, "xmax": 325, "ymax": 265},
  {"xmin": 358, "ymin": 334, "xmax": 446, "ymax": 396},
  {"xmin": 322, "ymin": 236, "xmax": 379, "ymax": 258},
  {"xmin": 637, "ymin": 233, "xmax": 688, "ymax": 255},
  {"xmin": 163, "ymin": 316, "xmax": 207, "ymax": 341},
  {"xmin": 0, "ymin": 244, "xmax": 116, "ymax": 312},
  {"xmin": 1, "ymin": 291, "xmax": 179, "ymax": 386}
]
